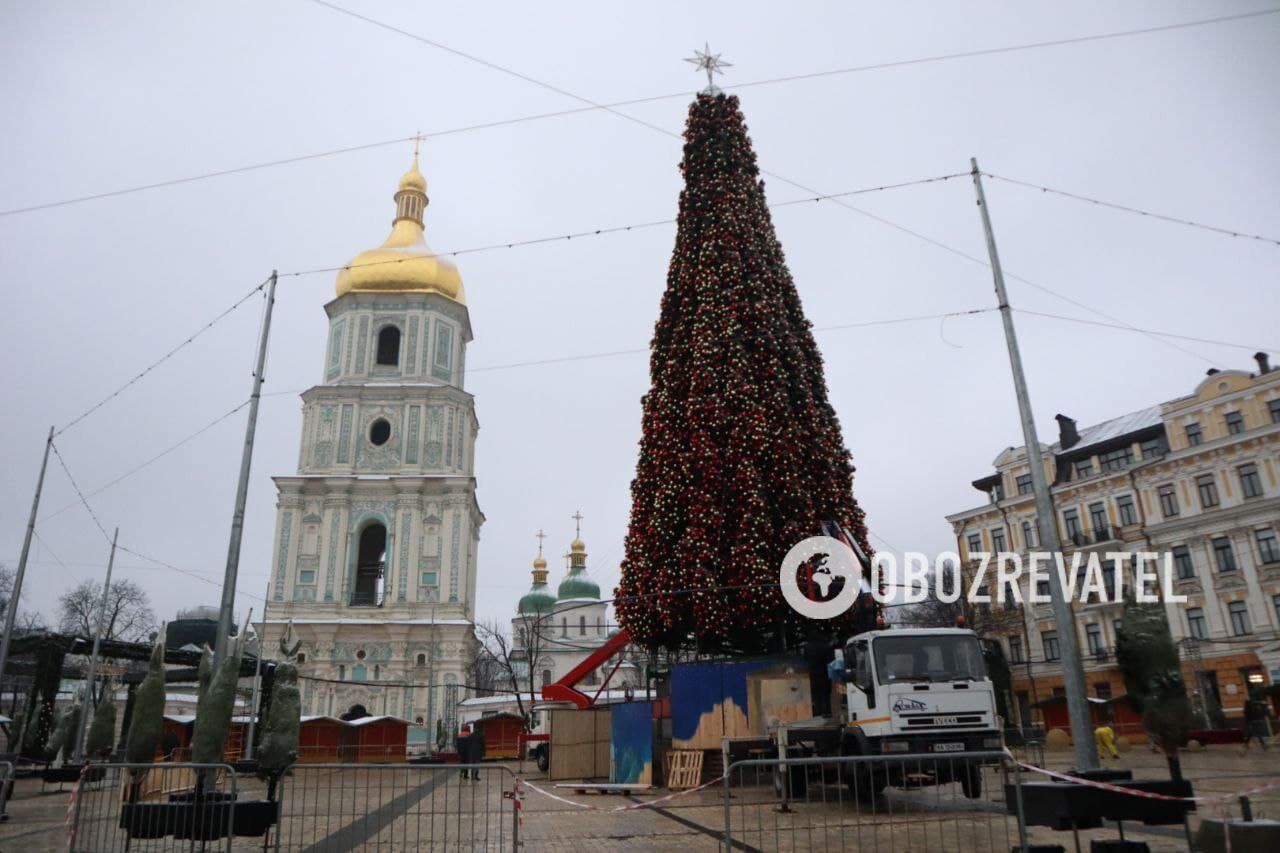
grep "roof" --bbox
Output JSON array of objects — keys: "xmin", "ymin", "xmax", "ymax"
[
  {"xmin": 345, "ymin": 714, "xmax": 412, "ymax": 728},
  {"xmin": 1056, "ymin": 405, "xmax": 1162, "ymax": 453}
]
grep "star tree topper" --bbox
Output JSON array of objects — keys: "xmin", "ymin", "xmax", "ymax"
[{"xmin": 685, "ymin": 42, "xmax": 732, "ymax": 93}]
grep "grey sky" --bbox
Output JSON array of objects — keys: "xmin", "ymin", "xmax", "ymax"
[{"xmin": 2, "ymin": 1, "xmax": 1278, "ymax": 634}]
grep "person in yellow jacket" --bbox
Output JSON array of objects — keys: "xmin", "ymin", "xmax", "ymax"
[{"xmin": 1094, "ymin": 725, "xmax": 1120, "ymax": 759}]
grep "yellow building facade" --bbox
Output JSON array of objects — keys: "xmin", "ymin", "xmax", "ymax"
[{"xmin": 946, "ymin": 354, "xmax": 1280, "ymax": 729}]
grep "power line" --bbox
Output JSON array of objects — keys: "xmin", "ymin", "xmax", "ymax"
[
  {"xmin": 115, "ymin": 544, "xmax": 267, "ymax": 604},
  {"xmin": 30, "ymin": 530, "xmax": 83, "ymax": 585},
  {"xmin": 1015, "ymin": 309, "xmax": 1280, "ymax": 353},
  {"xmin": 53, "ymin": 278, "xmax": 268, "ymax": 438},
  {"xmin": 312, "ymin": 3, "xmax": 1223, "ymax": 368},
  {"xmin": 40, "ymin": 400, "xmax": 250, "ymax": 524},
  {"xmin": 49, "ymin": 441, "xmax": 113, "ymax": 544},
  {"xmin": 278, "ymin": 172, "xmax": 968, "ymax": 278},
  {"xmin": 984, "ymin": 172, "xmax": 1280, "ymax": 247},
  {"xmin": 8, "ymin": 7, "xmax": 1273, "ymax": 219}
]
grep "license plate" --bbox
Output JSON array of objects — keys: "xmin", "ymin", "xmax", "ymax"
[
  {"xmin": 933, "ymin": 742, "xmax": 964, "ymax": 752},
  {"xmin": 935, "ymin": 715, "xmax": 958, "ymax": 726}
]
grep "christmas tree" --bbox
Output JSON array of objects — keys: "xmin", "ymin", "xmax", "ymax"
[{"xmin": 616, "ymin": 91, "xmax": 871, "ymax": 654}]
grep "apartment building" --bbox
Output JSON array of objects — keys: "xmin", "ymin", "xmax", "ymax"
[{"xmin": 945, "ymin": 353, "xmax": 1280, "ymax": 727}]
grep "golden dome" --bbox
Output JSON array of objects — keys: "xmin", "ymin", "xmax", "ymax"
[
  {"xmin": 335, "ymin": 149, "xmax": 464, "ymax": 302},
  {"xmin": 533, "ymin": 555, "xmax": 548, "ymax": 570},
  {"xmin": 570, "ymin": 538, "xmax": 586, "ymax": 554}
]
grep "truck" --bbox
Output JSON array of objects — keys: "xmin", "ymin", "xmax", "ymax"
[{"xmin": 780, "ymin": 626, "xmax": 1004, "ymax": 801}]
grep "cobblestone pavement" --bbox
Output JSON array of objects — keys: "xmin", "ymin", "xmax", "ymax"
[{"xmin": 1, "ymin": 744, "xmax": 1276, "ymax": 851}]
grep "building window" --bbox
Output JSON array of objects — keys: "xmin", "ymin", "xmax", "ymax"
[
  {"xmin": 1269, "ymin": 399, "xmax": 1280, "ymax": 424},
  {"xmin": 1225, "ymin": 411, "xmax": 1245, "ymax": 435},
  {"xmin": 1042, "ymin": 631, "xmax": 1060, "ymax": 661},
  {"xmin": 1075, "ymin": 459, "xmax": 1094, "ymax": 479},
  {"xmin": 967, "ymin": 533, "xmax": 982, "ymax": 555},
  {"xmin": 1212, "ymin": 537, "xmax": 1237, "ymax": 572},
  {"xmin": 1228, "ymin": 601, "xmax": 1251, "ymax": 636},
  {"xmin": 1016, "ymin": 474, "xmax": 1033, "ymax": 495},
  {"xmin": 1099, "ymin": 447, "xmax": 1133, "ymax": 472},
  {"xmin": 1115, "ymin": 494, "xmax": 1138, "ymax": 527},
  {"xmin": 1172, "ymin": 545, "xmax": 1195, "ymax": 580},
  {"xmin": 1158, "ymin": 484, "xmax": 1179, "ymax": 518},
  {"xmin": 1095, "ymin": 681, "xmax": 1113, "ymax": 700},
  {"xmin": 416, "ymin": 653, "xmax": 427, "ymax": 666},
  {"xmin": 579, "ymin": 616, "xmax": 587, "ymax": 636},
  {"xmin": 297, "ymin": 653, "xmax": 306, "ymax": 664},
  {"xmin": 1140, "ymin": 437, "xmax": 1164, "ymax": 459},
  {"xmin": 991, "ymin": 528, "xmax": 1007, "ymax": 553},
  {"xmin": 991, "ymin": 481, "xmax": 1005, "ymax": 502},
  {"xmin": 1238, "ymin": 463, "xmax": 1263, "ymax": 499},
  {"xmin": 1036, "ymin": 578, "xmax": 1050, "ymax": 598},
  {"xmin": 561, "ymin": 617, "xmax": 568, "ymax": 637},
  {"xmin": 338, "ymin": 665, "xmax": 346, "ymax": 681},
  {"xmin": 1086, "ymin": 624, "xmax": 1104, "ymax": 655},
  {"xmin": 1273, "ymin": 593, "xmax": 1280, "ymax": 624},
  {"xmin": 1186, "ymin": 608, "xmax": 1207, "ymax": 640},
  {"xmin": 1008, "ymin": 636, "xmax": 1023, "ymax": 663},
  {"xmin": 369, "ymin": 418, "xmax": 391, "ymax": 446},
  {"xmin": 597, "ymin": 616, "xmax": 604, "ymax": 635},
  {"xmin": 298, "ymin": 569, "xmax": 316, "ymax": 584},
  {"xmin": 542, "ymin": 669, "xmax": 552, "ymax": 687},
  {"xmin": 375, "ymin": 325, "xmax": 401, "ymax": 366},
  {"xmin": 1185, "ymin": 422, "xmax": 1203, "ymax": 446},
  {"xmin": 420, "ymin": 571, "xmax": 437, "ymax": 585},
  {"xmin": 352, "ymin": 663, "xmax": 367, "ymax": 682},
  {"xmin": 1063, "ymin": 508, "xmax": 1082, "ymax": 541},
  {"xmin": 373, "ymin": 665, "xmax": 380, "ymax": 680},
  {"xmin": 1196, "ymin": 474, "xmax": 1220, "ymax": 509},
  {"xmin": 1088, "ymin": 502, "xmax": 1109, "ymax": 539},
  {"xmin": 1255, "ymin": 528, "xmax": 1280, "ymax": 565},
  {"xmin": 1022, "ymin": 520, "xmax": 1036, "ymax": 549}
]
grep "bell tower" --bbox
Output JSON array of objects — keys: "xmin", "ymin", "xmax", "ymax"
[{"xmin": 263, "ymin": 148, "xmax": 482, "ymax": 736}]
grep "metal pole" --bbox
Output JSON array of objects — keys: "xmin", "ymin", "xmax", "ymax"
[
  {"xmin": 244, "ymin": 603, "xmax": 266, "ymax": 760},
  {"xmin": 0, "ymin": 426, "xmax": 55, "ymax": 691},
  {"xmin": 970, "ymin": 159, "xmax": 1098, "ymax": 770},
  {"xmin": 73, "ymin": 527, "xmax": 118, "ymax": 761},
  {"xmin": 215, "ymin": 271, "xmax": 278, "ymax": 665}
]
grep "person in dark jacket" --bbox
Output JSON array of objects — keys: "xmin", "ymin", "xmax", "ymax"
[
  {"xmin": 466, "ymin": 723, "xmax": 486, "ymax": 779},
  {"xmin": 1243, "ymin": 699, "xmax": 1271, "ymax": 750},
  {"xmin": 455, "ymin": 724, "xmax": 472, "ymax": 779}
]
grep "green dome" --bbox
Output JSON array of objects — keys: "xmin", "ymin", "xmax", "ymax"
[
  {"xmin": 518, "ymin": 583, "xmax": 557, "ymax": 615},
  {"xmin": 557, "ymin": 572, "xmax": 600, "ymax": 601}
]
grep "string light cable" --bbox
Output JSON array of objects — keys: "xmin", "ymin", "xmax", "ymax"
[
  {"xmin": 49, "ymin": 440, "xmax": 113, "ymax": 544},
  {"xmin": 983, "ymin": 172, "xmax": 1280, "ymax": 247},
  {"xmin": 53, "ymin": 277, "xmax": 269, "ymax": 438},
  {"xmin": 5, "ymin": 6, "xmax": 1275, "ymax": 218},
  {"xmin": 301, "ymin": 4, "xmax": 1227, "ymax": 367},
  {"xmin": 1013, "ymin": 309, "xmax": 1280, "ymax": 354}
]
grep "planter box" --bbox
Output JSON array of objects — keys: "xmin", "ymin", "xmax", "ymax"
[{"xmin": 119, "ymin": 796, "xmax": 278, "ymax": 840}]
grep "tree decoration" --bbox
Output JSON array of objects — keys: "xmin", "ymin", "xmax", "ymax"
[
  {"xmin": 20, "ymin": 641, "xmax": 65, "ymax": 760},
  {"xmin": 86, "ymin": 682, "xmax": 118, "ymax": 759},
  {"xmin": 1116, "ymin": 600, "xmax": 1194, "ymax": 780},
  {"xmin": 52, "ymin": 701, "xmax": 83, "ymax": 764},
  {"xmin": 125, "ymin": 627, "xmax": 166, "ymax": 785},
  {"xmin": 255, "ymin": 662, "xmax": 299, "ymax": 798},
  {"xmin": 616, "ymin": 92, "xmax": 872, "ymax": 654},
  {"xmin": 191, "ymin": 615, "xmax": 250, "ymax": 768}
]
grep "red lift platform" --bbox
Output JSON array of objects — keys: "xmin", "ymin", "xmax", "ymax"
[{"xmin": 540, "ymin": 629, "xmax": 633, "ymax": 708}]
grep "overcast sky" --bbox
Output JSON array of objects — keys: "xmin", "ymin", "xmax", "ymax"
[{"xmin": 2, "ymin": 1, "xmax": 1278, "ymax": 635}]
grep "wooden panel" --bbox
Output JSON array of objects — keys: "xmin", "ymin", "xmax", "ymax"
[
  {"xmin": 747, "ymin": 671, "xmax": 812, "ymax": 735},
  {"xmin": 549, "ymin": 708, "xmax": 609, "ymax": 781}
]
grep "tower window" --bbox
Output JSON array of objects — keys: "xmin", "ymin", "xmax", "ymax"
[
  {"xmin": 376, "ymin": 325, "xmax": 401, "ymax": 366},
  {"xmin": 416, "ymin": 653, "xmax": 427, "ymax": 666},
  {"xmin": 352, "ymin": 523, "xmax": 387, "ymax": 606},
  {"xmin": 297, "ymin": 653, "xmax": 306, "ymax": 664},
  {"xmin": 369, "ymin": 418, "xmax": 391, "ymax": 446}
]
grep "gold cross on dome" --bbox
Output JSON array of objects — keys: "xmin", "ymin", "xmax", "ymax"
[
  {"xmin": 684, "ymin": 42, "xmax": 732, "ymax": 91},
  {"xmin": 535, "ymin": 529, "xmax": 546, "ymax": 557},
  {"xmin": 572, "ymin": 510, "xmax": 584, "ymax": 538}
]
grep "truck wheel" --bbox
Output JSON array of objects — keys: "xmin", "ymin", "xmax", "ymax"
[
  {"xmin": 960, "ymin": 765, "xmax": 982, "ymax": 799},
  {"xmin": 848, "ymin": 769, "xmax": 886, "ymax": 805},
  {"xmin": 536, "ymin": 748, "xmax": 549, "ymax": 773}
]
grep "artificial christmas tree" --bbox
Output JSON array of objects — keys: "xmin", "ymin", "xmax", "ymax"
[{"xmin": 616, "ymin": 91, "xmax": 871, "ymax": 655}]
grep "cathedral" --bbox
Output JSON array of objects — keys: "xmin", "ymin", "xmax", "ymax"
[{"xmin": 262, "ymin": 149, "xmax": 481, "ymax": 737}]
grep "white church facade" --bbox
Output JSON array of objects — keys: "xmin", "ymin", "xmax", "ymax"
[{"xmin": 262, "ymin": 150, "xmax": 481, "ymax": 736}]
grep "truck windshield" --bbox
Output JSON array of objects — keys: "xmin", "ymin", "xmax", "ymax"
[{"xmin": 873, "ymin": 635, "xmax": 987, "ymax": 683}]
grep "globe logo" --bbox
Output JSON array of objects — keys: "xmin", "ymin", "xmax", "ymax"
[{"xmin": 779, "ymin": 536, "xmax": 862, "ymax": 619}]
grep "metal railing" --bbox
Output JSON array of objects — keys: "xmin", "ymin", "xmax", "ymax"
[
  {"xmin": 0, "ymin": 760, "xmax": 12, "ymax": 821},
  {"xmin": 68, "ymin": 762, "xmax": 239, "ymax": 852},
  {"xmin": 274, "ymin": 763, "xmax": 518, "ymax": 851},
  {"xmin": 722, "ymin": 750, "xmax": 1025, "ymax": 852}
]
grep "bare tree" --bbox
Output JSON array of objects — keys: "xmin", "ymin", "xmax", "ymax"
[
  {"xmin": 900, "ymin": 560, "xmax": 1024, "ymax": 638},
  {"xmin": 58, "ymin": 578, "xmax": 155, "ymax": 642},
  {"xmin": 473, "ymin": 613, "xmax": 552, "ymax": 725},
  {"xmin": 0, "ymin": 564, "xmax": 49, "ymax": 636}
]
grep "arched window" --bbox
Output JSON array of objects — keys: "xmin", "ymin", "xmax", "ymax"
[
  {"xmin": 541, "ymin": 669, "xmax": 552, "ymax": 687},
  {"xmin": 597, "ymin": 616, "xmax": 603, "ymax": 635},
  {"xmin": 416, "ymin": 653, "xmax": 427, "ymax": 666},
  {"xmin": 353, "ymin": 523, "xmax": 387, "ymax": 606},
  {"xmin": 373, "ymin": 664, "xmax": 380, "ymax": 680},
  {"xmin": 376, "ymin": 325, "xmax": 401, "ymax": 366},
  {"xmin": 579, "ymin": 616, "xmax": 587, "ymax": 636},
  {"xmin": 561, "ymin": 617, "xmax": 568, "ymax": 637},
  {"xmin": 352, "ymin": 663, "xmax": 368, "ymax": 682},
  {"xmin": 338, "ymin": 665, "xmax": 346, "ymax": 681}
]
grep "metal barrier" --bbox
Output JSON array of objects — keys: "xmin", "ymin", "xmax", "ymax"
[
  {"xmin": 0, "ymin": 760, "xmax": 13, "ymax": 821},
  {"xmin": 68, "ymin": 762, "xmax": 239, "ymax": 852},
  {"xmin": 722, "ymin": 750, "xmax": 1026, "ymax": 852},
  {"xmin": 275, "ymin": 763, "xmax": 518, "ymax": 851}
]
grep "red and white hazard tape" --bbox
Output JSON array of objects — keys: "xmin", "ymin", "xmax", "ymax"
[
  {"xmin": 1008, "ymin": 751, "xmax": 1280, "ymax": 804},
  {"xmin": 64, "ymin": 763, "xmax": 91, "ymax": 843},
  {"xmin": 517, "ymin": 773, "xmax": 726, "ymax": 812}
]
